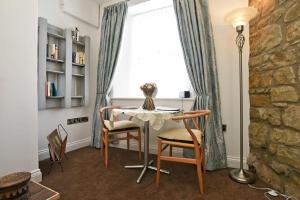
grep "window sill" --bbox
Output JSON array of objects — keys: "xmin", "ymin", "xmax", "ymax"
[{"xmin": 111, "ymin": 97, "xmax": 195, "ymax": 102}]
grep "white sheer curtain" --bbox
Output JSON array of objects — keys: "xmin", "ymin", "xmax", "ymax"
[{"xmin": 112, "ymin": 0, "xmax": 191, "ymax": 98}]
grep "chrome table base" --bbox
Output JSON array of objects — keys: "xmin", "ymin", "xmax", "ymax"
[{"xmin": 124, "ymin": 121, "xmax": 170, "ymax": 183}]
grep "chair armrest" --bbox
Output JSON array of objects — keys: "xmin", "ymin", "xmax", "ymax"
[
  {"xmin": 184, "ymin": 110, "xmax": 210, "ymax": 115},
  {"xmin": 172, "ymin": 110, "xmax": 210, "ymax": 121}
]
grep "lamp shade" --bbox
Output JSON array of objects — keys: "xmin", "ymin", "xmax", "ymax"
[{"xmin": 225, "ymin": 7, "xmax": 258, "ymax": 27}]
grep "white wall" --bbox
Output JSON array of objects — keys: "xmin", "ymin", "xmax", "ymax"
[
  {"xmin": 38, "ymin": 0, "xmax": 100, "ymax": 160},
  {"xmin": 0, "ymin": 0, "xmax": 41, "ymax": 181},
  {"xmin": 210, "ymin": 0, "xmax": 250, "ymax": 167}
]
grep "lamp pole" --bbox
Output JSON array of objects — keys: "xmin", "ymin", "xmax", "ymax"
[{"xmin": 229, "ymin": 25, "xmax": 255, "ymax": 184}]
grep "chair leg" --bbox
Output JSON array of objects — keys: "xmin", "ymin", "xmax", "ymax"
[
  {"xmin": 127, "ymin": 132, "xmax": 130, "ymax": 150},
  {"xmin": 169, "ymin": 145, "xmax": 173, "ymax": 157},
  {"xmin": 195, "ymin": 148, "xmax": 204, "ymax": 194},
  {"xmin": 156, "ymin": 140, "xmax": 162, "ymax": 187},
  {"xmin": 104, "ymin": 131, "xmax": 109, "ymax": 168},
  {"xmin": 138, "ymin": 129, "xmax": 142, "ymax": 161},
  {"xmin": 201, "ymin": 147, "xmax": 206, "ymax": 175},
  {"xmin": 100, "ymin": 130, "xmax": 104, "ymax": 157}
]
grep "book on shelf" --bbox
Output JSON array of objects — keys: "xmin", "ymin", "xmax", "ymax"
[
  {"xmin": 45, "ymin": 81, "xmax": 58, "ymax": 97},
  {"xmin": 72, "ymin": 51, "xmax": 85, "ymax": 65}
]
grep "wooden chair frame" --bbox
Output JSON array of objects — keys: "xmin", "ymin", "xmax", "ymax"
[
  {"xmin": 99, "ymin": 106, "xmax": 142, "ymax": 168},
  {"xmin": 156, "ymin": 110, "xmax": 210, "ymax": 194}
]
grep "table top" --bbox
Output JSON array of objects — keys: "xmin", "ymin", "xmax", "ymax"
[
  {"xmin": 0, "ymin": 172, "xmax": 31, "ymax": 189},
  {"xmin": 29, "ymin": 181, "xmax": 60, "ymax": 200},
  {"xmin": 111, "ymin": 107, "xmax": 181, "ymax": 130}
]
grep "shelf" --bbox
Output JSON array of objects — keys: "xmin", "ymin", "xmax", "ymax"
[
  {"xmin": 72, "ymin": 96, "xmax": 83, "ymax": 99},
  {"xmin": 38, "ymin": 17, "xmax": 90, "ymax": 110},
  {"xmin": 72, "ymin": 73, "xmax": 84, "ymax": 78},
  {"xmin": 47, "ymin": 57, "xmax": 64, "ymax": 63},
  {"xmin": 73, "ymin": 40, "xmax": 85, "ymax": 46},
  {"xmin": 47, "ymin": 32, "xmax": 65, "ymax": 40},
  {"xmin": 72, "ymin": 63, "xmax": 85, "ymax": 67},
  {"xmin": 46, "ymin": 69, "xmax": 64, "ymax": 74},
  {"xmin": 46, "ymin": 96, "xmax": 64, "ymax": 99}
]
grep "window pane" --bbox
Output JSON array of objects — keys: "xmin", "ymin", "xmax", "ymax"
[{"xmin": 112, "ymin": 1, "xmax": 190, "ymax": 98}]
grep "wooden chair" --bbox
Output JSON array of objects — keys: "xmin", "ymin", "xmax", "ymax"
[
  {"xmin": 156, "ymin": 110, "xmax": 210, "ymax": 194},
  {"xmin": 100, "ymin": 106, "xmax": 142, "ymax": 168}
]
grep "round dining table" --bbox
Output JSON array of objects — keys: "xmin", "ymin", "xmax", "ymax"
[{"xmin": 111, "ymin": 107, "xmax": 181, "ymax": 183}]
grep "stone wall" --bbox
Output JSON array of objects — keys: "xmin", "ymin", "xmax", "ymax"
[{"xmin": 248, "ymin": 0, "xmax": 300, "ymax": 198}]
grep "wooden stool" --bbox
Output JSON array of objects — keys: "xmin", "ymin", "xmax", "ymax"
[{"xmin": 0, "ymin": 172, "xmax": 31, "ymax": 200}]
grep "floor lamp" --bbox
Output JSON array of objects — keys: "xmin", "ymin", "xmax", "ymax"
[{"xmin": 225, "ymin": 7, "xmax": 258, "ymax": 184}]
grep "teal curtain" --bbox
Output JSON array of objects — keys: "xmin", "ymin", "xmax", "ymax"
[
  {"xmin": 173, "ymin": 0, "xmax": 227, "ymax": 170},
  {"xmin": 92, "ymin": 2, "xmax": 128, "ymax": 148}
]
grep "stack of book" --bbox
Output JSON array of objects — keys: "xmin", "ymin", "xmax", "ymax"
[
  {"xmin": 45, "ymin": 81, "xmax": 58, "ymax": 97},
  {"xmin": 72, "ymin": 52, "xmax": 85, "ymax": 64}
]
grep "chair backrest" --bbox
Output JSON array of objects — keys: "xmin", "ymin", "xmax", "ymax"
[
  {"xmin": 172, "ymin": 110, "xmax": 210, "ymax": 146},
  {"xmin": 99, "ymin": 106, "xmax": 120, "ymax": 129}
]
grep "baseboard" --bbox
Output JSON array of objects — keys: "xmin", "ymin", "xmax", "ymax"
[
  {"xmin": 227, "ymin": 156, "xmax": 248, "ymax": 169},
  {"xmin": 31, "ymin": 169, "xmax": 42, "ymax": 182},
  {"xmin": 38, "ymin": 137, "xmax": 91, "ymax": 161}
]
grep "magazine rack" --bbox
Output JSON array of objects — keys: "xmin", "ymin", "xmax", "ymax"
[{"xmin": 47, "ymin": 124, "xmax": 69, "ymax": 174}]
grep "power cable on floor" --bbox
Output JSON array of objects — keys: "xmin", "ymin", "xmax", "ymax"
[{"xmin": 248, "ymin": 184, "xmax": 298, "ymax": 200}]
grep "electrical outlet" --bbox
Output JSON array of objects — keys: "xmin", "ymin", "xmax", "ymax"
[
  {"xmin": 67, "ymin": 117, "xmax": 89, "ymax": 125},
  {"xmin": 222, "ymin": 124, "xmax": 227, "ymax": 132},
  {"xmin": 81, "ymin": 117, "xmax": 88, "ymax": 122},
  {"xmin": 67, "ymin": 119, "xmax": 73, "ymax": 125}
]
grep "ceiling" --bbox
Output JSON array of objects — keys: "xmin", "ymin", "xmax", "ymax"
[{"xmin": 93, "ymin": 0, "xmax": 248, "ymax": 25}]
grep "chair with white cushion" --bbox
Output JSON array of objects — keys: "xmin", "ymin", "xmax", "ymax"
[
  {"xmin": 100, "ymin": 106, "xmax": 142, "ymax": 168},
  {"xmin": 156, "ymin": 110, "xmax": 210, "ymax": 194}
]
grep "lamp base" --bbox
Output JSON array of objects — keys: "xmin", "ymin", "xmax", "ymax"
[{"xmin": 229, "ymin": 168, "xmax": 256, "ymax": 184}]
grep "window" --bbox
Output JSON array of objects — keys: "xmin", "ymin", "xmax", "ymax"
[{"xmin": 112, "ymin": 0, "xmax": 191, "ymax": 98}]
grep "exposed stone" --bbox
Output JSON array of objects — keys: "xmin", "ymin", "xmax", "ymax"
[
  {"xmin": 252, "ymin": 62, "xmax": 275, "ymax": 71},
  {"xmin": 268, "ymin": 143, "xmax": 278, "ymax": 155},
  {"xmin": 286, "ymin": 21, "xmax": 300, "ymax": 44},
  {"xmin": 289, "ymin": 172, "xmax": 300, "ymax": 188},
  {"xmin": 279, "ymin": 0, "xmax": 287, "ymax": 5},
  {"xmin": 269, "ymin": 159, "xmax": 292, "ymax": 176},
  {"xmin": 272, "ymin": 103, "xmax": 288, "ymax": 107},
  {"xmin": 249, "ymin": 71, "xmax": 273, "ymax": 88},
  {"xmin": 249, "ymin": 122, "xmax": 270, "ymax": 148},
  {"xmin": 282, "ymin": 105, "xmax": 300, "ymax": 130},
  {"xmin": 269, "ymin": 49, "xmax": 297, "ymax": 67},
  {"xmin": 258, "ymin": 17, "xmax": 270, "ymax": 29},
  {"xmin": 250, "ymin": 95, "xmax": 270, "ymax": 106},
  {"xmin": 284, "ymin": 3, "xmax": 300, "ymax": 22},
  {"xmin": 267, "ymin": 108, "xmax": 281, "ymax": 125},
  {"xmin": 247, "ymin": 152, "xmax": 259, "ymax": 167},
  {"xmin": 250, "ymin": 107, "xmax": 268, "ymax": 120},
  {"xmin": 270, "ymin": 86, "xmax": 298, "ymax": 102},
  {"xmin": 261, "ymin": 0, "xmax": 275, "ymax": 16},
  {"xmin": 284, "ymin": 0, "xmax": 298, "ymax": 9},
  {"xmin": 249, "ymin": 54, "xmax": 264, "ymax": 67},
  {"xmin": 271, "ymin": 8, "xmax": 285, "ymax": 23},
  {"xmin": 273, "ymin": 67, "xmax": 296, "ymax": 84},
  {"xmin": 270, "ymin": 8, "xmax": 285, "ymax": 23},
  {"xmin": 249, "ymin": 88, "xmax": 271, "ymax": 94},
  {"xmin": 260, "ymin": 25, "xmax": 282, "ymax": 52},
  {"xmin": 276, "ymin": 145, "xmax": 300, "ymax": 171},
  {"xmin": 271, "ymin": 128, "xmax": 300, "ymax": 146},
  {"xmin": 249, "ymin": 0, "xmax": 300, "ymax": 198},
  {"xmin": 285, "ymin": 180, "xmax": 300, "ymax": 199},
  {"xmin": 255, "ymin": 162, "xmax": 283, "ymax": 191}
]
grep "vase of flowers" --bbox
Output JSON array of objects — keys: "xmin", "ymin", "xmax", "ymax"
[{"xmin": 140, "ymin": 83, "xmax": 157, "ymax": 110}]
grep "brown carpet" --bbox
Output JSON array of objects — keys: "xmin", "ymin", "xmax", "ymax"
[{"xmin": 39, "ymin": 147, "xmax": 277, "ymax": 200}]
